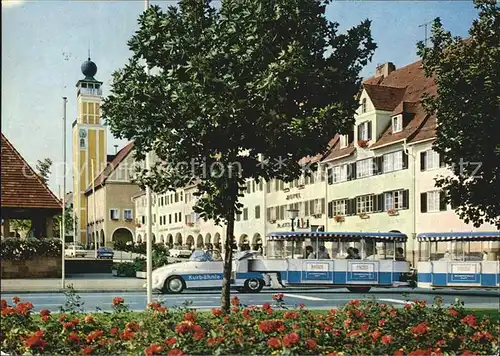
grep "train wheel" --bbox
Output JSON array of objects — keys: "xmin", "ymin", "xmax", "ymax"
[
  {"xmin": 347, "ymin": 286, "xmax": 371, "ymax": 293},
  {"xmin": 162, "ymin": 276, "xmax": 185, "ymax": 294},
  {"xmin": 243, "ymin": 278, "xmax": 264, "ymax": 293}
]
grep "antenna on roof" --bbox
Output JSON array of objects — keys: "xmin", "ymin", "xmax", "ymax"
[{"xmin": 419, "ymin": 20, "xmax": 433, "ymax": 48}]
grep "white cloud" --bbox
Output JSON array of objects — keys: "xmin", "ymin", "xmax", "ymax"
[{"xmin": 2, "ymin": 0, "xmax": 26, "ymax": 9}]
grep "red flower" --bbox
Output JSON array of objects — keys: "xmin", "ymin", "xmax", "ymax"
[
  {"xmin": 370, "ymin": 329, "xmax": 382, "ymax": 341},
  {"xmin": 40, "ymin": 309, "xmax": 51, "ymax": 317},
  {"xmin": 411, "ymin": 322, "xmax": 429, "ymax": 335},
  {"xmin": 448, "ymin": 308, "xmax": 458, "ymax": 317},
  {"xmin": 212, "ymin": 308, "xmax": 222, "ymax": 317},
  {"xmin": 272, "ymin": 293, "xmax": 284, "ymax": 301},
  {"xmin": 110, "ymin": 327, "xmax": 119, "ymax": 335},
  {"xmin": 41, "ymin": 315, "xmax": 50, "ymax": 322},
  {"xmin": 175, "ymin": 321, "xmax": 193, "ymax": 335},
  {"xmin": 112, "ymin": 297, "xmax": 125, "ymax": 305},
  {"xmin": 259, "ymin": 320, "xmax": 284, "ymax": 333},
  {"xmin": 461, "ymin": 314, "xmax": 477, "ymax": 327},
  {"xmin": 23, "ymin": 330, "xmax": 47, "ymax": 350},
  {"xmin": 63, "ymin": 321, "xmax": 75, "ymax": 330},
  {"xmin": 68, "ymin": 332, "xmax": 81, "ymax": 343},
  {"xmin": 85, "ymin": 314, "xmax": 95, "ymax": 324},
  {"xmin": 461, "ymin": 351, "xmax": 478, "ymax": 356},
  {"xmin": 12, "ymin": 296, "xmax": 20, "ymax": 304},
  {"xmin": 82, "ymin": 346, "xmax": 97, "ymax": 355},
  {"xmin": 120, "ymin": 329, "xmax": 136, "ymax": 341},
  {"xmin": 164, "ymin": 337, "xmax": 177, "ymax": 347},
  {"xmin": 1, "ymin": 299, "xmax": 7, "ymax": 309},
  {"xmin": 87, "ymin": 330, "xmax": 104, "ymax": 343},
  {"xmin": 184, "ymin": 312, "xmax": 197, "ymax": 322},
  {"xmin": 59, "ymin": 314, "xmax": 69, "ymax": 323},
  {"xmin": 267, "ymin": 337, "xmax": 281, "ymax": 349},
  {"xmin": 145, "ymin": 344, "xmax": 163, "ymax": 356},
  {"xmin": 360, "ymin": 322, "xmax": 369, "ymax": 332},
  {"xmin": 192, "ymin": 325, "xmax": 205, "ymax": 341},
  {"xmin": 262, "ymin": 302, "xmax": 271, "ymax": 310},
  {"xmin": 348, "ymin": 299, "xmax": 360, "ymax": 307},
  {"xmin": 306, "ymin": 339, "xmax": 317, "ymax": 350},
  {"xmin": 343, "ymin": 318, "xmax": 352, "ymax": 329},
  {"xmin": 126, "ymin": 322, "xmax": 140, "ymax": 331},
  {"xmin": 299, "ymin": 303, "xmax": 305, "ymax": 309},
  {"xmin": 231, "ymin": 296, "xmax": 240, "ymax": 306},
  {"xmin": 168, "ymin": 349, "xmax": 185, "ymax": 356},
  {"xmin": 394, "ymin": 349, "xmax": 405, "ymax": 356},
  {"xmin": 404, "ymin": 303, "xmax": 412, "ymax": 310},
  {"xmin": 283, "ymin": 332, "xmax": 300, "ymax": 348},
  {"xmin": 378, "ymin": 319, "xmax": 386, "ymax": 327},
  {"xmin": 232, "ymin": 307, "xmax": 240, "ymax": 313},
  {"xmin": 284, "ymin": 311, "xmax": 299, "ymax": 320},
  {"xmin": 381, "ymin": 335, "xmax": 393, "ymax": 345}
]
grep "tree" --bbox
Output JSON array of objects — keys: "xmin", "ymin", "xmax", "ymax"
[
  {"xmin": 417, "ymin": 0, "xmax": 500, "ymax": 228},
  {"xmin": 103, "ymin": 0, "xmax": 375, "ymax": 312},
  {"xmin": 53, "ymin": 203, "xmax": 75, "ymax": 239},
  {"xmin": 36, "ymin": 158, "xmax": 52, "ymax": 185}
]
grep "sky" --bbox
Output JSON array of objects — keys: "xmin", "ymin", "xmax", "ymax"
[{"xmin": 2, "ymin": 0, "xmax": 479, "ymax": 195}]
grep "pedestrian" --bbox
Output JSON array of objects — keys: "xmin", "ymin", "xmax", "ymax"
[{"xmin": 482, "ymin": 251, "xmax": 488, "ymax": 261}]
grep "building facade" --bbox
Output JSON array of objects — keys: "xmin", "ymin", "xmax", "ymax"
[
  {"xmin": 132, "ymin": 59, "xmax": 499, "ymax": 263},
  {"xmin": 71, "ymin": 57, "xmax": 141, "ymax": 247}
]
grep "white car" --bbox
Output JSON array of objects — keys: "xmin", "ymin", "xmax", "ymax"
[
  {"xmin": 168, "ymin": 247, "xmax": 194, "ymax": 258},
  {"xmin": 150, "ymin": 250, "xmax": 267, "ymax": 294},
  {"xmin": 65, "ymin": 244, "xmax": 86, "ymax": 258}
]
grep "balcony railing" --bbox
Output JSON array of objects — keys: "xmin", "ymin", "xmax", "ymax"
[{"xmin": 78, "ymin": 87, "xmax": 102, "ymax": 97}]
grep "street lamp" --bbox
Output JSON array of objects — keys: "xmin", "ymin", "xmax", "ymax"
[{"xmin": 287, "ymin": 209, "xmax": 299, "ymax": 232}]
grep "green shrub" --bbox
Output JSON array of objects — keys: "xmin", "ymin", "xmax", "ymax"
[
  {"xmin": 115, "ymin": 262, "xmax": 136, "ymax": 277},
  {"xmin": 0, "ymin": 237, "xmax": 62, "ymax": 260}
]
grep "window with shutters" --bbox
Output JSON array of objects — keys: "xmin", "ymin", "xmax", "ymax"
[
  {"xmin": 383, "ymin": 151, "xmax": 403, "ymax": 173},
  {"xmin": 384, "ymin": 190, "xmax": 405, "ymax": 210},
  {"xmin": 275, "ymin": 206, "xmax": 280, "ymax": 220},
  {"xmin": 243, "ymin": 208, "xmax": 248, "ymax": 220},
  {"xmin": 356, "ymin": 195, "xmax": 374, "ymax": 214},
  {"xmin": 235, "ymin": 213, "xmax": 241, "ymax": 221},
  {"xmin": 266, "ymin": 181, "xmax": 271, "ymax": 193},
  {"xmin": 124, "ymin": 209, "xmax": 133, "ymax": 221},
  {"xmin": 110, "ymin": 209, "xmax": 120, "ymax": 221},
  {"xmin": 169, "ymin": 214, "xmax": 172, "ymax": 224},
  {"xmin": 298, "ymin": 174, "xmax": 305, "ymax": 186},
  {"xmin": 279, "ymin": 205, "xmax": 285, "ymax": 220},
  {"xmin": 427, "ymin": 191, "xmax": 440, "ymax": 212},
  {"xmin": 356, "ymin": 158, "xmax": 373, "ymax": 178},
  {"xmin": 333, "ymin": 199, "xmax": 347, "ymax": 216},
  {"xmin": 274, "ymin": 180, "xmax": 279, "ymax": 192},
  {"xmin": 332, "ymin": 164, "xmax": 348, "ymax": 183},
  {"xmin": 358, "ymin": 121, "xmax": 371, "ymax": 141},
  {"xmin": 255, "ymin": 205, "xmax": 260, "ymax": 219},
  {"xmin": 305, "ymin": 201, "xmax": 309, "ymax": 216},
  {"xmin": 252, "ymin": 180, "xmax": 256, "ymax": 193},
  {"xmin": 246, "ymin": 181, "xmax": 251, "ymax": 194},
  {"xmin": 426, "ymin": 150, "xmax": 440, "ymax": 170},
  {"xmin": 259, "ymin": 180, "xmax": 263, "ymax": 191}
]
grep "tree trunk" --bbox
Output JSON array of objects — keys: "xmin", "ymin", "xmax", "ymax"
[{"xmin": 221, "ymin": 206, "xmax": 235, "ymax": 313}]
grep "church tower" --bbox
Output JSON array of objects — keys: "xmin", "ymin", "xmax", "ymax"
[{"xmin": 72, "ymin": 57, "xmax": 106, "ymax": 244}]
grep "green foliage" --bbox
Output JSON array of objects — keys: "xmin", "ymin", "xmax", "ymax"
[
  {"xmin": 53, "ymin": 203, "xmax": 75, "ymax": 238},
  {"xmin": 417, "ymin": 0, "xmax": 500, "ymax": 228},
  {"xmin": 0, "ymin": 237, "xmax": 62, "ymax": 260},
  {"xmin": 36, "ymin": 157, "xmax": 52, "ymax": 185},
  {"xmin": 8, "ymin": 219, "xmax": 32, "ymax": 236},
  {"xmin": 58, "ymin": 284, "xmax": 85, "ymax": 314},
  {"xmin": 114, "ymin": 262, "xmax": 137, "ymax": 277},
  {"xmin": 102, "ymin": 0, "xmax": 376, "ymax": 311}
]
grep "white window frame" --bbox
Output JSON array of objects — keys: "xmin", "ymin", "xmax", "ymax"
[
  {"xmin": 356, "ymin": 158, "xmax": 373, "ymax": 178},
  {"xmin": 427, "ymin": 190, "xmax": 440, "ymax": 212},
  {"xmin": 123, "ymin": 209, "xmax": 133, "ymax": 221},
  {"xmin": 384, "ymin": 190, "xmax": 404, "ymax": 211},
  {"xmin": 332, "ymin": 164, "xmax": 348, "ymax": 183},
  {"xmin": 361, "ymin": 98, "xmax": 367, "ymax": 114},
  {"xmin": 340, "ymin": 134, "xmax": 349, "ymax": 149},
  {"xmin": 356, "ymin": 195, "xmax": 374, "ymax": 214},
  {"xmin": 110, "ymin": 208, "xmax": 120, "ymax": 221},
  {"xmin": 426, "ymin": 150, "xmax": 440, "ymax": 170},
  {"xmin": 392, "ymin": 115, "xmax": 403, "ymax": 133},
  {"xmin": 383, "ymin": 151, "xmax": 403, "ymax": 173},
  {"xmin": 359, "ymin": 121, "xmax": 370, "ymax": 140},
  {"xmin": 333, "ymin": 199, "xmax": 347, "ymax": 216}
]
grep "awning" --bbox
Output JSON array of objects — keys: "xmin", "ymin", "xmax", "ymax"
[
  {"xmin": 417, "ymin": 232, "xmax": 500, "ymax": 242},
  {"xmin": 267, "ymin": 231, "xmax": 407, "ymax": 243}
]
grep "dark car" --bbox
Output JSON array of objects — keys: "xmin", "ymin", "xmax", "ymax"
[{"xmin": 96, "ymin": 247, "xmax": 114, "ymax": 259}]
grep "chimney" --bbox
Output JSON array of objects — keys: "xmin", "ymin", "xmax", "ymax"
[{"xmin": 375, "ymin": 62, "xmax": 396, "ymax": 78}]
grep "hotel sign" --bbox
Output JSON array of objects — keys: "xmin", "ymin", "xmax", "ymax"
[{"xmin": 286, "ymin": 193, "xmax": 301, "ymax": 200}]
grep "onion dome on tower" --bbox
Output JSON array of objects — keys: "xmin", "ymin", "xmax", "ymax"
[{"xmin": 81, "ymin": 57, "xmax": 98, "ymax": 80}]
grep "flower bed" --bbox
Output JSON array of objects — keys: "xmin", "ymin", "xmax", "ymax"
[{"xmin": 1, "ymin": 295, "xmax": 498, "ymax": 355}]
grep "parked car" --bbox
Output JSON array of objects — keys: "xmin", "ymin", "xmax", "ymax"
[
  {"xmin": 65, "ymin": 244, "xmax": 86, "ymax": 258},
  {"xmin": 168, "ymin": 247, "xmax": 193, "ymax": 258},
  {"xmin": 96, "ymin": 247, "xmax": 114, "ymax": 259}
]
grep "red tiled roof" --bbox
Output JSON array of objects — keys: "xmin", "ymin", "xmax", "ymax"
[
  {"xmin": 1, "ymin": 133, "xmax": 62, "ymax": 210},
  {"xmin": 366, "ymin": 60, "xmax": 437, "ymax": 149},
  {"xmin": 409, "ymin": 115, "xmax": 437, "ymax": 144},
  {"xmin": 363, "ymin": 84, "xmax": 406, "ymax": 111},
  {"xmin": 323, "ymin": 134, "xmax": 356, "ymax": 162},
  {"xmin": 85, "ymin": 141, "xmax": 135, "ymax": 194}
]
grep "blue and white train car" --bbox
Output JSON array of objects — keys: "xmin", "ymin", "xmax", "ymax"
[
  {"xmin": 249, "ymin": 231, "xmax": 412, "ymax": 293},
  {"xmin": 417, "ymin": 232, "xmax": 500, "ymax": 289}
]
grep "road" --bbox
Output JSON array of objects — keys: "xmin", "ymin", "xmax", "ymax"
[{"xmin": 3, "ymin": 288, "xmax": 498, "ymax": 313}]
